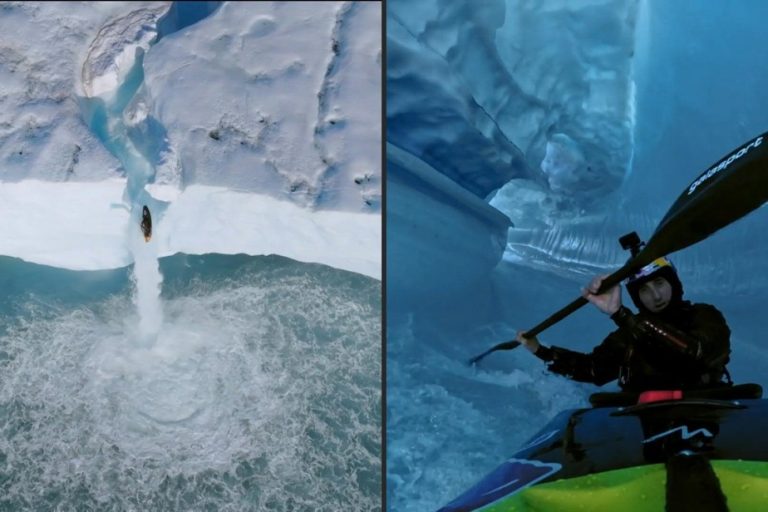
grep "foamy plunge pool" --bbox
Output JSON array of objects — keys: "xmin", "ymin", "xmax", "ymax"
[{"xmin": 0, "ymin": 253, "xmax": 380, "ymax": 511}]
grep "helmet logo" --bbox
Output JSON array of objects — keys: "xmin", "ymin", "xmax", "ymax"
[{"xmin": 629, "ymin": 257, "xmax": 673, "ymax": 283}]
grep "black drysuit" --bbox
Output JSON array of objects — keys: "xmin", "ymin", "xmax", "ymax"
[{"xmin": 534, "ymin": 301, "xmax": 731, "ymax": 392}]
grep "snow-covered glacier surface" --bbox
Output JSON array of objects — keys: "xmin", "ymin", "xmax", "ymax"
[
  {"xmin": 387, "ymin": 0, "xmax": 768, "ymax": 510},
  {"xmin": 1, "ymin": 0, "xmax": 381, "ymax": 278},
  {"xmin": 0, "ymin": 2, "xmax": 381, "ymax": 511}
]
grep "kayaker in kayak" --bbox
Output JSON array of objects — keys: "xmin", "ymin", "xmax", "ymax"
[{"xmin": 516, "ymin": 257, "xmax": 732, "ymax": 391}]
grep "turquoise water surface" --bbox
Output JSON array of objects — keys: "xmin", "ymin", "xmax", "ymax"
[{"xmin": 0, "ymin": 254, "xmax": 380, "ymax": 511}]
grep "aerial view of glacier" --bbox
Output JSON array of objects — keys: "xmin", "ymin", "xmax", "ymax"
[
  {"xmin": 0, "ymin": 2, "xmax": 381, "ymax": 511},
  {"xmin": 387, "ymin": 0, "xmax": 768, "ymax": 510}
]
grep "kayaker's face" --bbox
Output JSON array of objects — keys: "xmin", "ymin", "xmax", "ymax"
[{"xmin": 638, "ymin": 277, "xmax": 672, "ymax": 312}]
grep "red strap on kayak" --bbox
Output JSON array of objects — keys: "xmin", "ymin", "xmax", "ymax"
[{"xmin": 637, "ymin": 390, "xmax": 683, "ymax": 404}]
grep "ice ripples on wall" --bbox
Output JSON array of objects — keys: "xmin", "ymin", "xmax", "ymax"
[
  {"xmin": 496, "ymin": 194, "xmax": 768, "ymax": 298},
  {"xmin": 0, "ymin": 255, "xmax": 380, "ymax": 511},
  {"xmin": 498, "ymin": 209, "xmax": 660, "ymax": 282}
]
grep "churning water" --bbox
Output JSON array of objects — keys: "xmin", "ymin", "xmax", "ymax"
[{"xmin": 0, "ymin": 253, "xmax": 380, "ymax": 511}]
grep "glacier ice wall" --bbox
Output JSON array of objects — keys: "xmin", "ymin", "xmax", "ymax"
[
  {"xmin": 387, "ymin": 0, "xmax": 636, "ymax": 207},
  {"xmin": 387, "ymin": 143, "xmax": 511, "ymax": 316}
]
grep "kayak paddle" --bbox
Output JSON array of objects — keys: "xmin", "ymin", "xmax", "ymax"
[{"xmin": 469, "ymin": 131, "xmax": 768, "ymax": 365}]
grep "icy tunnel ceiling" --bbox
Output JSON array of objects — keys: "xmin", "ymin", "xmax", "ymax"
[{"xmin": 386, "ymin": 0, "xmax": 637, "ymax": 208}]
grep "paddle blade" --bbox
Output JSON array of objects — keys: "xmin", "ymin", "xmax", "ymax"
[
  {"xmin": 641, "ymin": 132, "xmax": 768, "ymax": 264},
  {"xmin": 468, "ymin": 341, "xmax": 520, "ymax": 366}
]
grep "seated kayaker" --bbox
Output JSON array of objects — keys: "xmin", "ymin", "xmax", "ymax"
[{"xmin": 516, "ymin": 257, "xmax": 732, "ymax": 392}]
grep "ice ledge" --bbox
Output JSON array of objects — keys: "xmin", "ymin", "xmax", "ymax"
[
  {"xmin": 387, "ymin": 143, "xmax": 512, "ymax": 231},
  {"xmin": 387, "ymin": 144, "xmax": 511, "ymax": 306},
  {"xmin": 0, "ymin": 180, "xmax": 380, "ymax": 279}
]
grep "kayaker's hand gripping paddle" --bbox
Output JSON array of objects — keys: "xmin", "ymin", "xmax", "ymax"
[{"xmin": 469, "ymin": 131, "xmax": 768, "ymax": 366}]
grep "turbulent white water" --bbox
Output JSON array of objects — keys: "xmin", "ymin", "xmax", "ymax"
[
  {"xmin": 0, "ymin": 257, "xmax": 380, "ymax": 511},
  {"xmin": 127, "ymin": 214, "xmax": 164, "ymax": 344}
]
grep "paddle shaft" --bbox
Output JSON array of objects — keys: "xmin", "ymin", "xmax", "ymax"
[
  {"xmin": 467, "ymin": 264, "xmax": 635, "ymax": 365},
  {"xmin": 522, "ymin": 263, "xmax": 632, "ymax": 338}
]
